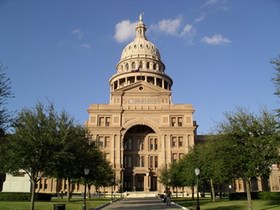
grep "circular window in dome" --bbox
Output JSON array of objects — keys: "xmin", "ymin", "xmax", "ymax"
[{"xmin": 139, "ymin": 86, "xmax": 144, "ymax": 91}]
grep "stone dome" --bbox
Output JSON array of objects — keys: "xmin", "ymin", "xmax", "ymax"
[
  {"xmin": 120, "ymin": 36, "xmax": 161, "ymax": 61},
  {"xmin": 116, "ymin": 14, "xmax": 165, "ymax": 73}
]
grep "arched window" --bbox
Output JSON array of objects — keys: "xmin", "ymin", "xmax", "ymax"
[
  {"xmin": 132, "ymin": 62, "xmax": 136, "ymax": 69},
  {"xmin": 153, "ymin": 63, "xmax": 156, "ymax": 70},
  {"xmin": 146, "ymin": 62, "xmax": 150, "ymax": 69},
  {"xmin": 125, "ymin": 63, "xmax": 129, "ymax": 71}
]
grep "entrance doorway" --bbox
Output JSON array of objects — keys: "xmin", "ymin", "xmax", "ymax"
[
  {"xmin": 150, "ymin": 176, "xmax": 157, "ymax": 191},
  {"xmin": 136, "ymin": 175, "xmax": 144, "ymax": 191},
  {"xmin": 123, "ymin": 125, "xmax": 158, "ymax": 192}
]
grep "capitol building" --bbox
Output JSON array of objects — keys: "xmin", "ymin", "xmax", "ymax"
[
  {"xmin": 3, "ymin": 15, "xmax": 279, "ymax": 196},
  {"xmin": 86, "ymin": 14, "xmax": 196, "ymax": 193}
]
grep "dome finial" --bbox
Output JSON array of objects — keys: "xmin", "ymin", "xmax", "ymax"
[{"xmin": 139, "ymin": 12, "xmax": 144, "ymax": 22}]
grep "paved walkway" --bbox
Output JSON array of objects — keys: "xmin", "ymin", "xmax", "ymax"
[{"xmin": 101, "ymin": 197, "xmax": 186, "ymax": 210}]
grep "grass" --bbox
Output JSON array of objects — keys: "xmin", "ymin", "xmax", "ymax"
[
  {"xmin": 173, "ymin": 197, "xmax": 280, "ymax": 210},
  {"xmin": 0, "ymin": 197, "xmax": 111, "ymax": 210}
]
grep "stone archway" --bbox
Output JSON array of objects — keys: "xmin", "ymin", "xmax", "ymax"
[{"xmin": 122, "ymin": 124, "xmax": 158, "ymax": 192}]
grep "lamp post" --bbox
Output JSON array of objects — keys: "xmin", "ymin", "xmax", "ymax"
[
  {"xmin": 83, "ymin": 168, "xmax": 90, "ymax": 210},
  {"xmin": 194, "ymin": 168, "xmax": 200, "ymax": 210}
]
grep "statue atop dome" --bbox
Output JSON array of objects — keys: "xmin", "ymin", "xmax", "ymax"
[{"xmin": 139, "ymin": 12, "xmax": 144, "ymax": 21}]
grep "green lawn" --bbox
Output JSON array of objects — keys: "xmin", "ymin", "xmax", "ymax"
[
  {"xmin": 173, "ymin": 198, "xmax": 280, "ymax": 210},
  {"xmin": 0, "ymin": 197, "xmax": 111, "ymax": 210}
]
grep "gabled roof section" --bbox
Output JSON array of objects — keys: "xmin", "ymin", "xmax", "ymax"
[{"xmin": 113, "ymin": 81, "xmax": 171, "ymax": 94}]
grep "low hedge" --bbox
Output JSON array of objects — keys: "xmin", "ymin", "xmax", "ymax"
[
  {"xmin": 229, "ymin": 192, "xmax": 280, "ymax": 201},
  {"xmin": 258, "ymin": 192, "xmax": 280, "ymax": 200},
  {"xmin": 0, "ymin": 192, "xmax": 52, "ymax": 201},
  {"xmin": 228, "ymin": 192, "xmax": 259, "ymax": 200}
]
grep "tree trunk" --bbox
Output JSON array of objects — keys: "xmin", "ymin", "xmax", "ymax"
[
  {"xmin": 87, "ymin": 184, "xmax": 91, "ymax": 199},
  {"xmin": 30, "ymin": 179, "xmax": 36, "ymax": 210},
  {"xmin": 191, "ymin": 184, "xmax": 194, "ymax": 200},
  {"xmin": 245, "ymin": 179, "xmax": 253, "ymax": 210},
  {"xmin": 210, "ymin": 178, "xmax": 216, "ymax": 202},
  {"xmin": 67, "ymin": 178, "xmax": 72, "ymax": 202}
]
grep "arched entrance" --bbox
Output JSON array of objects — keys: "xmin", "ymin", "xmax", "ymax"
[{"xmin": 123, "ymin": 125, "xmax": 158, "ymax": 192}]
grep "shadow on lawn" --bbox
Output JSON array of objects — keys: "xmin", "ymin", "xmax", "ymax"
[
  {"xmin": 258, "ymin": 200, "xmax": 280, "ymax": 210},
  {"xmin": 202, "ymin": 204, "xmax": 244, "ymax": 210}
]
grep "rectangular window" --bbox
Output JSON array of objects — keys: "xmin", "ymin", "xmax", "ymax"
[
  {"xmin": 44, "ymin": 179, "xmax": 47, "ymax": 189},
  {"xmin": 172, "ymin": 136, "xmax": 177, "ymax": 148},
  {"xmin": 149, "ymin": 138, "xmax": 153, "ymax": 150},
  {"xmin": 172, "ymin": 153, "xmax": 178, "ymax": 163},
  {"xmin": 105, "ymin": 117, "xmax": 111, "ymax": 127},
  {"xmin": 97, "ymin": 136, "xmax": 104, "ymax": 148},
  {"xmin": 171, "ymin": 117, "xmax": 176, "ymax": 127},
  {"xmin": 98, "ymin": 117, "xmax": 104, "ymax": 126},
  {"xmin": 178, "ymin": 117, "xmax": 183, "ymax": 127},
  {"xmin": 124, "ymin": 156, "xmax": 132, "ymax": 168},
  {"xmin": 155, "ymin": 156, "xmax": 158, "ymax": 168},
  {"xmin": 124, "ymin": 139, "xmax": 132, "ymax": 150},
  {"xmin": 149, "ymin": 156, "xmax": 153, "ymax": 169},
  {"xmin": 154, "ymin": 138, "xmax": 158, "ymax": 150},
  {"xmin": 171, "ymin": 116, "xmax": 183, "ymax": 127},
  {"xmin": 105, "ymin": 136, "xmax": 110, "ymax": 148},
  {"xmin": 178, "ymin": 136, "xmax": 183, "ymax": 147}
]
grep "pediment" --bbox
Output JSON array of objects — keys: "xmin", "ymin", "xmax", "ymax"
[{"xmin": 114, "ymin": 81, "xmax": 170, "ymax": 94}]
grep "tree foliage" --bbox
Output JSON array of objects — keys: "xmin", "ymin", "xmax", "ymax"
[
  {"xmin": 4, "ymin": 102, "xmax": 113, "ymax": 210},
  {"xmin": 217, "ymin": 107, "xmax": 280, "ymax": 210},
  {"xmin": 0, "ymin": 63, "xmax": 13, "ymax": 133}
]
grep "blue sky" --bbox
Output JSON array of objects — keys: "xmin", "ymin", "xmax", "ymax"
[{"xmin": 0, "ymin": 0, "xmax": 279, "ymax": 134}]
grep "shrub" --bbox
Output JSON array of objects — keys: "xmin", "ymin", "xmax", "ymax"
[
  {"xmin": 228, "ymin": 192, "xmax": 259, "ymax": 200},
  {"xmin": 0, "ymin": 192, "xmax": 52, "ymax": 201},
  {"xmin": 259, "ymin": 192, "xmax": 280, "ymax": 200},
  {"xmin": 0, "ymin": 192, "xmax": 30, "ymax": 201}
]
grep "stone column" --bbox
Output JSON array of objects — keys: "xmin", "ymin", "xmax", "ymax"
[
  {"xmin": 144, "ymin": 173, "xmax": 149, "ymax": 192},
  {"xmin": 132, "ymin": 173, "xmax": 136, "ymax": 191}
]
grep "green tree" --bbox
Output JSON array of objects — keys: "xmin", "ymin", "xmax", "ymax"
[
  {"xmin": 178, "ymin": 148, "xmax": 199, "ymax": 200},
  {"xmin": 46, "ymin": 111, "xmax": 91, "ymax": 201},
  {"xmin": 5, "ymin": 103, "xmax": 58, "ymax": 210},
  {"xmin": 217, "ymin": 107, "xmax": 279, "ymax": 210},
  {"xmin": 271, "ymin": 54, "xmax": 280, "ymax": 115},
  {"xmin": 0, "ymin": 63, "xmax": 13, "ymax": 187}
]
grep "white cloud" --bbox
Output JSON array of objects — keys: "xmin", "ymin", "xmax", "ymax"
[
  {"xmin": 150, "ymin": 17, "xmax": 196, "ymax": 44},
  {"xmin": 157, "ymin": 17, "xmax": 182, "ymax": 36},
  {"xmin": 80, "ymin": 44, "xmax": 91, "ymax": 49},
  {"xmin": 202, "ymin": 0, "xmax": 228, "ymax": 11},
  {"xmin": 201, "ymin": 34, "xmax": 231, "ymax": 45},
  {"xmin": 180, "ymin": 24, "xmax": 194, "ymax": 36},
  {"xmin": 114, "ymin": 20, "xmax": 137, "ymax": 43},
  {"xmin": 71, "ymin": 28, "xmax": 84, "ymax": 40},
  {"xmin": 205, "ymin": 0, "xmax": 220, "ymax": 6},
  {"xmin": 195, "ymin": 14, "xmax": 205, "ymax": 23}
]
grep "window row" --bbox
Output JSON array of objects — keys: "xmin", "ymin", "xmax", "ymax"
[
  {"xmin": 124, "ymin": 137, "xmax": 158, "ymax": 151},
  {"xmin": 124, "ymin": 155, "xmax": 158, "ymax": 169},
  {"xmin": 96, "ymin": 136, "xmax": 110, "ymax": 148},
  {"xmin": 171, "ymin": 116, "xmax": 183, "ymax": 127},
  {"xmin": 98, "ymin": 116, "xmax": 111, "ymax": 127},
  {"xmin": 118, "ymin": 60, "xmax": 163, "ymax": 72},
  {"xmin": 171, "ymin": 136, "xmax": 184, "ymax": 148},
  {"xmin": 171, "ymin": 153, "xmax": 184, "ymax": 163}
]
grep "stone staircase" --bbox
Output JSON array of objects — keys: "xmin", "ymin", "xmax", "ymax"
[{"xmin": 124, "ymin": 191, "xmax": 158, "ymax": 198}]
